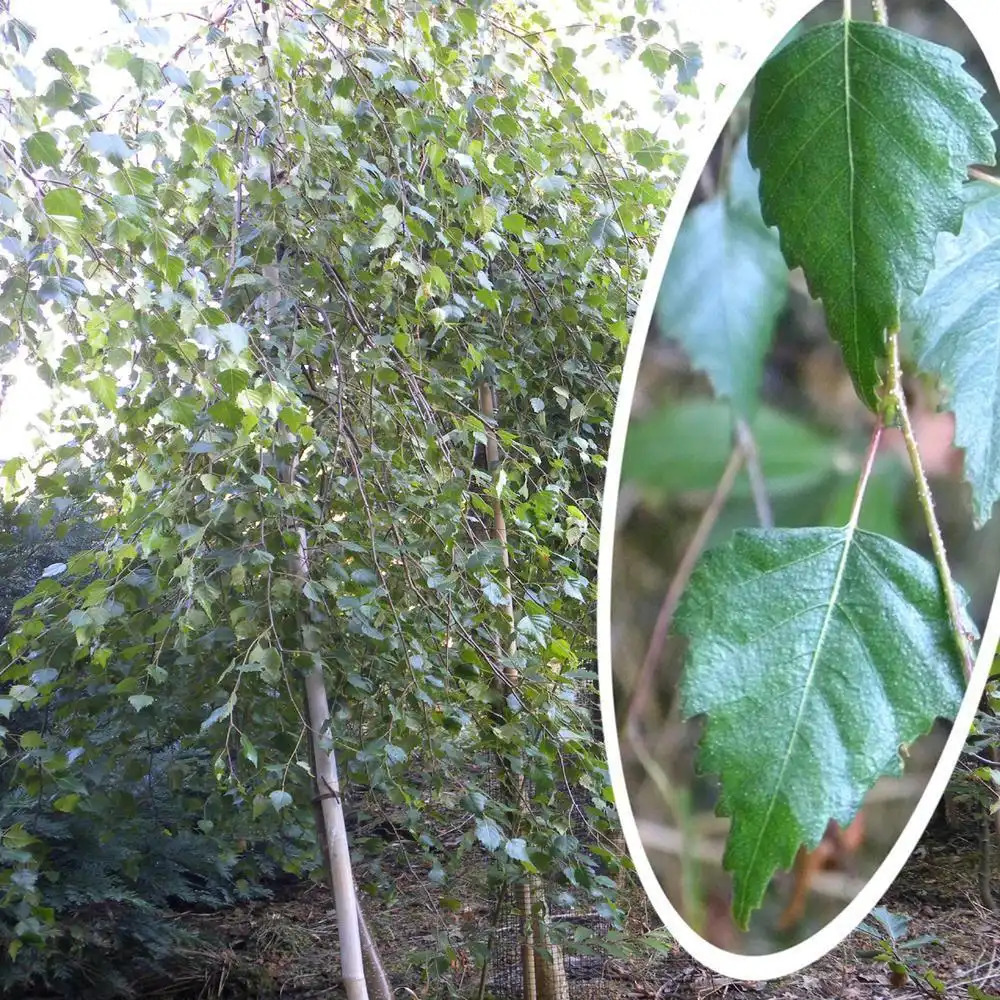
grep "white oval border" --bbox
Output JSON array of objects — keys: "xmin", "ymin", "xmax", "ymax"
[{"xmin": 597, "ymin": 0, "xmax": 1000, "ymax": 979}]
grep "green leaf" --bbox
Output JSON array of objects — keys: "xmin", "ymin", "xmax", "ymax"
[
  {"xmin": 183, "ymin": 122, "xmax": 216, "ymax": 161},
  {"xmin": 677, "ymin": 526, "xmax": 969, "ymax": 927},
  {"xmin": 25, "ymin": 131, "xmax": 60, "ymax": 168},
  {"xmin": 455, "ymin": 9, "xmax": 478, "ymax": 34},
  {"xmin": 902, "ymin": 181, "xmax": 1000, "ymax": 527},
  {"xmin": 241, "ymin": 734, "xmax": 258, "ymax": 766},
  {"xmin": 200, "ymin": 691, "xmax": 237, "ymax": 732},
  {"xmin": 673, "ymin": 42, "xmax": 702, "ymax": 87},
  {"xmin": 43, "ymin": 187, "xmax": 83, "ymax": 220},
  {"xmin": 219, "ymin": 368, "xmax": 250, "ymax": 396},
  {"xmin": 475, "ymin": 817, "xmax": 502, "ymax": 851},
  {"xmin": 820, "ymin": 461, "xmax": 904, "ymax": 539},
  {"xmin": 623, "ymin": 399, "xmax": 838, "ymax": 499},
  {"xmin": 162, "ymin": 64, "xmax": 192, "ymax": 90},
  {"xmin": 88, "ymin": 131, "xmax": 132, "ymax": 162},
  {"xmin": 639, "ymin": 43, "xmax": 672, "ymax": 77},
  {"xmin": 505, "ymin": 837, "xmax": 530, "ymax": 862},
  {"xmin": 127, "ymin": 56, "xmax": 162, "ymax": 90},
  {"xmin": 128, "ymin": 694, "xmax": 154, "ymax": 711},
  {"xmin": 89, "ymin": 373, "xmax": 118, "ymax": 410},
  {"xmin": 655, "ymin": 134, "xmax": 787, "ymax": 416},
  {"xmin": 748, "ymin": 21, "xmax": 995, "ymax": 409},
  {"xmin": 589, "ymin": 214, "xmax": 624, "ymax": 249},
  {"xmin": 269, "ymin": 790, "xmax": 293, "ymax": 813}
]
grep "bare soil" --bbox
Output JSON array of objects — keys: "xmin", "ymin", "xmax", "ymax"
[{"xmin": 125, "ymin": 820, "xmax": 999, "ymax": 1000}]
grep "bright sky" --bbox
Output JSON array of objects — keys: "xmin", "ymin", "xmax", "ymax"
[{"xmin": 0, "ymin": 0, "xmax": 766, "ymax": 463}]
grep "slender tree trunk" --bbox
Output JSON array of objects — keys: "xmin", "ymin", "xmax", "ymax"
[
  {"xmin": 477, "ymin": 379, "xmax": 566, "ymax": 1000},
  {"xmin": 978, "ymin": 799, "xmax": 998, "ymax": 913},
  {"xmin": 291, "ymin": 513, "xmax": 369, "ymax": 999},
  {"xmin": 268, "ymin": 253, "xmax": 371, "ymax": 997},
  {"xmin": 255, "ymin": 9, "xmax": 382, "ymax": 996},
  {"xmin": 531, "ymin": 892, "xmax": 569, "ymax": 1000},
  {"xmin": 358, "ymin": 902, "xmax": 394, "ymax": 1000}
]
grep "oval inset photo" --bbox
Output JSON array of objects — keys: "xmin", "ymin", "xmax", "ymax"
[{"xmin": 600, "ymin": 0, "xmax": 1000, "ymax": 975}]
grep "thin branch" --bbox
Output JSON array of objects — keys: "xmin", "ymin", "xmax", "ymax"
[{"xmin": 625, "ymin": 443, "xmax": 745, "ymax": 736}]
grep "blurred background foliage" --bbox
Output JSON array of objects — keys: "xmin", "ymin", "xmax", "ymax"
[{"xmin": 612, "ymin": 0, "xmax": 1000, "ymax": 955}]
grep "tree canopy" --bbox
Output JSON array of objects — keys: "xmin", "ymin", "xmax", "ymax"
[{"xmin": 0, "ymin": 0, "xmax": 698, "ymax": 987}]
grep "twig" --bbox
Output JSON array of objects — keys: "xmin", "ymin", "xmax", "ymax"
[
  {"xmin": 636, "ymin": 820, "xmax": 867, "ymax": 901},
  {"xmin": 624, "ymin": 443, "xmax": 745, "ymax": 736},
  {"xmin": 884, "ymin": 329, "xmax": 974, "ymax": 679}
]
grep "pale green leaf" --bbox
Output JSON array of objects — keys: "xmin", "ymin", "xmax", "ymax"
[
  {"xmin": 89, "ymin": 373, "xmax": 118, "ymax": 410},
  {"xmin": 639, "ymin": 42, "xmax": 672, "ymax": 77},
  {"xmin": 43, "ymin": 187, "xmax": 83, "ymax": 220},
  {"xmin": 902, "ymin": 181, "xmax": 1000, "ymax": 527},
  {"xmin": 655, "ymin": 134, "xmax": 787, "ymax": 416},
  {"xmin": 25, "ymin": 131, "xmax": 60, "ymax": 168},
  {"xmin": 269, "ymin": 790, "xmax": 293, "ymax": 812},
  {"xmin": 623, "ymin": 398, "xmax": 838, "ymax": 499},
  {"xmin": 589, "ymin": 214, "xmax": 624, "ymax": 249},
  {"xmin": 183, "ymin": 122, "xmax": 216, "ymax": 160},
  {"xmin": 88, "ymin": 131, "xmax": 132, "ymax": 162},
  {"xmin": 475, "ymin": 817, "xmax": 502, "ymax": 851},
  {"xmin": 371, "ymin": 223, "xmax": 397, "ymax": 250},
  {"xmin": 505, "ymin": 837, "xmax": 530, "ymax": 861},
  {"xmin": 200, "ymin": 691, "xmax": 237, "ymax": 732}
]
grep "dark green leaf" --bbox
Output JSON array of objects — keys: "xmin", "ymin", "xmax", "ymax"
[
  {"xmin": 748, "ymin": 21, "xmax": 995, "ymax": 408},
  {"xmin": 677, "ymin": 527, "xmax": 969, "ymax": 927}
]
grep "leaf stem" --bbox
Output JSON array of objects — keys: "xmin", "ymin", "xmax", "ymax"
[
  {"xmin": 871, "ymin": 0, "xmax": 888, "ymax": 25},
  {"xmin": 843, "ymin": 0, "xmax": 852, "ymax": 21},
  {"xmin": 849, "ymin": 415, "xmax": 883, "ymax": 529},
  {"xmin": 736, "ymin": 418, "xmax": 773, "ymax": 528},
  {"xmin": 969, "ymin": 166, "xmax": 1000, "ymax": 188},
  {"xmin": 884, "ymin": 329, "xmax": 973, "ymax": 678}
]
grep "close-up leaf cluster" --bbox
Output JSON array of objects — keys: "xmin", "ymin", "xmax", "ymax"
[{"xmin": 616, "ymin": 0, "xmax": 1000, "ymax": 945}]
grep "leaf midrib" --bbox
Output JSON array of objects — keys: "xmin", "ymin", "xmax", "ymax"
[
  {"xmin": 844, "ymin": 19, "xmax": 861, "ymax": 386},
  {"xmin": 739, "ymin": 519, "xmax": 858, "ymax": 894}
]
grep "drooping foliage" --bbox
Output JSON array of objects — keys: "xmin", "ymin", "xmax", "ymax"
[{"xmin": 0, "ymin": 0, "xmax": 686, "ymax": 987}]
